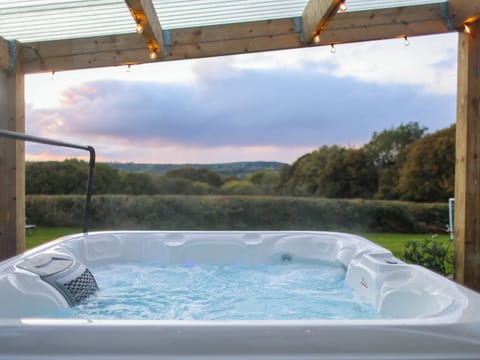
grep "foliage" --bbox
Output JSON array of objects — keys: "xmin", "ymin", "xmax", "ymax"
[
  {"xmin": 120, "ymin": 172, "xmax": 157, "ymax": 195},
  {"xmin": 402, "ymin": 235, "xmax": 453, "ymax": 276},
  {"xmin": 361, "ymin": 233, "xmax": 450, "ymax": 259},
  {"xmin": 247, "ymin": 170, "xmax": 280, "ymax": 195},
  {"xmin": 364, "ymin": 122, "xmax": 427, "ymax": 167},
  {"xmin": 397, "ymin": 125, "xmax": 455, "ymax": 202},
  {"xmin": 277, "ymin": 146, "xmax": 377, "ymax": 199},
  {"xmin": 108, "ymin": 161, "xmax": 286, "ymax": 178},
  {"xmin": 26, "ymin": 159, "xmax": 90, "ymax": 195},
  {"xmin": 364, "ymin": 122, "xmax": 427, "ymax": 200},
  {"xmin": 315, "ymin": 148, "xmax": 377, "ymax": 198},
  {"xmin": 164, "ymin": 167, "xmax": 223, "ymax": 187},
  {"xmin": 221, "ymin": 180, "xmax": 262, "ymax": 195},
  {"xmin": 26, "ymin": 195, "xmax": 448, "ymax": 234},
  {"xmin": 27, "ymin": 160, "xmax": 124, "ymax": 195}
]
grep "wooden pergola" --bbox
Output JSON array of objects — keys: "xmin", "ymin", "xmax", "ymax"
[{"xmin": 1, "ymin": 0, "xmax": 480, "ymax": 289}]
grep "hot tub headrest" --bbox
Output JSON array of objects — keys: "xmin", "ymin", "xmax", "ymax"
[{"xmin": 17, "ymin": 253, "xmax": 98, "ymax": 306}]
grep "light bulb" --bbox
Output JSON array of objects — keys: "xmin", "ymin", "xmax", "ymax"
[
  {"xmin": 464, "ymin": 24, "xmax": 471, "ymax": 34},
  {"xmin": 330, "ymin": 44, "xmax": 336, "ymax": 53},
  {"xmin": 136, "ymin": 22, "xmax": 144, "ymax": 34},
  {"xmin": 404, "ymin": 36, "xmax": 410, "ymax": 46},
  {"xmin": 338, "ymin": 1, "xmax": 347, "ymax": 12},
  {"xmin": 149, "ymin": 49, "xmax": 158, "ymax": 60},
  {"xmin": 313, "ymin": 33, "xmax": 321, "ymax": 44}
]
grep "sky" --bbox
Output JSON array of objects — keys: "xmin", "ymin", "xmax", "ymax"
[{"xmin": 25, "ymin": 32, "xmax": 458, "ymax": 164}]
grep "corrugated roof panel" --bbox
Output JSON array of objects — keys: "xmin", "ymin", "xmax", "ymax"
[
  {"xmin": 154, "ymin": 0, "xmax": 446, "ymax": 29},
  {"xmin": 154, "ymin": 0, "xmax": 309, "ymax": 29},
  {"xmin": 0, "ymin": 0, "xmax": 135, "ymax": 42},
  {"xmin": 0, "ymin": 0, "xmax": 448, "ymax": 42}
]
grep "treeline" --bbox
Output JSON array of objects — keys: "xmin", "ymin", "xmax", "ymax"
[
  {"xmin": 26, "ymin": 122, "xmax": 455, "ymax": 203},
  {"xmin": 26, "ymin": 161, "xmax": 278, "ymax": 196},
  {"xmin": 278, "ymin": 122, "xmax": 455, "ymax": 202}
]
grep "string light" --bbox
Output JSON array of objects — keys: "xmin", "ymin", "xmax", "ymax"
[
  {"xmin": 464, "ymin": 23, "xmax": 471, "ymax": 34},
  {"xmin": 330, "ymin": 44, "xmax": 336, "ymax": 53},
  {"xmin": 404, "ymin": 36, "xmax": 410, "ymax": 46},
  {"xmin": 338, "ymin": 0, "xmax": 347, "ymax": 12},
  {"xmin": 136, "ymin": 21, "xmax": 144, "ymax": 34},
  {"xmin": 149, "ymin": 48, "xmax": 158, "ymax": 60},
  {"xmin": 313, "ymin": 32, "xmax": 321, "ymax": 44}
]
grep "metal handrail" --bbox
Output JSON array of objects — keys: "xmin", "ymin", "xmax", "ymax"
[{"xmin": 0, "ymin": 129, "xmax": 95, "ymax": 234}]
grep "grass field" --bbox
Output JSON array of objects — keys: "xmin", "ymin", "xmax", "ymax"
[
  {"xmin": 360, "ymin": 233, "xmax": 451, "ymax": 258},
  {"xmin": 25, "ymin": 227, "xmax": 451, "ymax": 259},
  {"xmin": 26, "ymin": 227, "xmax": 82, "ymax": 249}
]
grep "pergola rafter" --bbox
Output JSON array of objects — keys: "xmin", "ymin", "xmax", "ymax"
[
  {"xmin": 124, "ymin": 0, "xmax": 164, "ymax": 59},
  {"xmin": 302, "ymin": 0, "xmax": 343, "ymax": 44},
  {"xmin": 2, "ymin": 0, "xmax": 480, "ymax": 292}
]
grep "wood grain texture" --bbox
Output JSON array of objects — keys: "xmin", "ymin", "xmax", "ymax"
[
  {"xmin": 454, "ymin": 20, "xmax": 480, "ymax": 290},
  {"xmin": 0, "ymin": 42, "xmax": 25, "ymax": 260}
]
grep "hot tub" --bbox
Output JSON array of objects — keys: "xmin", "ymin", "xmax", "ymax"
[{"xmin": 0, "ymin": 231, "xmax": 479, "ymax": 359}]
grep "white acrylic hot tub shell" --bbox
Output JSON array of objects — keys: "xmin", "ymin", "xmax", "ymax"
[{"xmin": 0, "ymin": 230, "xmax": 480, "ymax": 360}]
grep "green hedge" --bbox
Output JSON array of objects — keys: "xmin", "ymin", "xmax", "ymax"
[{"xmin": 26, "ymin": 195, "xmax": 449, "ymax": 233}]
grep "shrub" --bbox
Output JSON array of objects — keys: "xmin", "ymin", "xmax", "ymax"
[
  {"xmin": 26, "ymin": 195, "xmax": 449, "ymax": 234},
  {"xmin": 402, "ymin": 235, "xmax": 453, "ymax": 276}
]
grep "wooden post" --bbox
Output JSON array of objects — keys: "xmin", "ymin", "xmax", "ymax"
[
  {"xmin": 455, "ymin": 20, "xmax": 480, "ymax": 290},
  {"xmin": 0, "ymin": 41, "xmax": 25, "ymax": 260}
]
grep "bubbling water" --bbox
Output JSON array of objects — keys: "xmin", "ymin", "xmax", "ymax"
[{"xmin": 48, "ymin": 261, "xmax": 381, "ymax": 320}]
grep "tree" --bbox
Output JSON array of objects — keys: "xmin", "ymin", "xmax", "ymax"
[
  {"xmin": 397, "ymin": 124, "xmax": 455, "ymax": 202},
  {"xmin": 315, "ymin": 148, "xmax": 377, "ymax": 199},
  {"xmin": 26, "ymin": 159, "xmax": 89, "ymax": 194},
  {"xmin": 93, "ymin": 163, "xmax": 123, "ymax": 194},
  {"xmin": 277, "ymin": 146, "xmax": 341, "ymax": 196},
  {"xmin": 277, "ymin": 146, "xmax": 377, "ymax": 199},
  {"xmin": 365, "ymin": 122, "xmax": 427, "ymax": 166},
  {"xmin": 364, "ymin": 122, "xmax": 427, "ymax": 199}
]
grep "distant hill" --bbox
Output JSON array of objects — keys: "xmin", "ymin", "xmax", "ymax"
[{"xmin": 106, "ymin": 161, "xmax": 287, "ymax": 178}]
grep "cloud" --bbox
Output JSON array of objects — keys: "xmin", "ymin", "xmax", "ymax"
[
  {"xmin": 230, "ymin": 33, "xmax": 458, "ymax": 95},
  {"xmin": 27, "ymin": 37, "xmax": 456, "ymax": 162},
  {"xmin": 28, "ymin": 69, "xmax": 455, "ymax": 140}
]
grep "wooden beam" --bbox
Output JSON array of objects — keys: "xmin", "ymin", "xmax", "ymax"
[
  {"xmin": 0, "ymin": 36, "xmax": 9, "ymax": 70},
  {"xmin": 22, "ymin": 34, "xmax": 151, "ymax": 73},
  {"xmin": 22, "ymin": 4, "xmax": 450, "ymax": 74},
  {"xmin": 21, "ymin": 19, "xmax": 300, "ymax": 73},
  {"xmin": 448, "ymin": 0, "xmax": 480, "ymax": 29},
  {"xmin": 302, "ymin": 0, "xmax": 342, "ymax": 44},
  {"xmin": 0, "ymin": 41, "xmax": 25, "ymax": 260},
  {"xmin": 167, "ymin": 18, "xmax": 301, "ymax": 60},
  {"xmin": 320, "ymin": 3, "xmax": 449, "ymax": 45},
  {"xmin": 125, "ymin": 0, "xmax": 164, "ymax": 58},
  {"xmin": 454, "ymin": 20, "xmax": 480, "ymax": 291}
]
